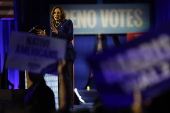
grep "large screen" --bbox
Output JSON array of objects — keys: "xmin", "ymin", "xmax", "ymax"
[{"xmin": 50, "ymin": 4, "xmax": 150, "ymax": 34}]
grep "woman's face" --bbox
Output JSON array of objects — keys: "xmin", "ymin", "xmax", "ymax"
[{"xmin": 53, "ymin": 8, "xmax": 61, "ymax": 22}]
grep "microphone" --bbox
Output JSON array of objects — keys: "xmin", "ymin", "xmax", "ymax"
[{"xmin": 28, "ymin": 25, "xmax": 38, "ymax": 33}]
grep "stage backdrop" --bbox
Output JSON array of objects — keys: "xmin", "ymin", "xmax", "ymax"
[{"xmin": 50, "ymin": 4, "xmax": 150, "ymax": 34}]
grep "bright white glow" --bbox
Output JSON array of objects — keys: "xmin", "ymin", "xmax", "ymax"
[{"xmin": 74, "ymin": 88, "xmax": 86, "ymax": 104}]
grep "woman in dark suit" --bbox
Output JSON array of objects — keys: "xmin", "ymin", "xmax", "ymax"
[{"xmin": 37, "ymin": 6, "xmax": 76, "ymax": 109}]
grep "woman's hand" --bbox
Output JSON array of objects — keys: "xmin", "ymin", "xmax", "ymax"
[
  {"xmin": 36, "ymin": 29, "xmax": 47, "ymax": 36},
  {"xmin": 51, "ymin": 25, "xmax": 58, "ymax": 34}
]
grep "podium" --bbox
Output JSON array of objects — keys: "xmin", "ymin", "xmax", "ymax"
[{"xmin": 0, "ymin": 89, "xmax": 27, "ymax": 113}]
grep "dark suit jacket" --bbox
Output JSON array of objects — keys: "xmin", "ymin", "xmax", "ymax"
[
  {"xmin": 52, "ymin": 19, "xmax": 76, "ymax": 60},
  {"xmin": 23, "ymin": 79, "xmax": 56, "ymax": 113}
]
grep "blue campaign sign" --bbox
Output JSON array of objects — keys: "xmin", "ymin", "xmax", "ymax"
[
  {"xmin": 5, "ymin": 31, "xmax": 66, "ymax": 74},
  {"xmin": 87, "ymin": 22, "xmax": 170, "ymax": 100},
  {"xmin": 50, "ymin": 4, "xmax": 150, "ymax": 34}
]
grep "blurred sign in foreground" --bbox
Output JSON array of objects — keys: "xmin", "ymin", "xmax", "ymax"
[
  {"xmin": 87, "ymin": 22, "xmax": 170, "ymax": 105},
  {"xmin": 6, "ymin": 31, "xmax": 66, "ymax": 74}
]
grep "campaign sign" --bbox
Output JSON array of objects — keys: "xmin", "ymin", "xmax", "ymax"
[
  {"xmin": 87, "ymin": 22, "xmax": 170, "ymax": 100},
  {"xmin": 50, "ymin": 4, "xmax": 150, "ymax": 34},
  {"xmin": 6, "ymin": 31, "xmax": 66, "ymax": 74}
]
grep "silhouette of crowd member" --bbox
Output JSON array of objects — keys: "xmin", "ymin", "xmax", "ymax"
[
  {"xmin": 8, "ymin": 60, "xmax": 70, "ymax": 113},
  {"xmin": 22, "ymin": 72, "xmax": 55, "ymax": 113},
  {"xmin": 37, "ymin": 6, "xmax": 76, "ymax": 109},
  {"xmin": 92, "ymin": 98, "xmax": 105, "ymax": 113},
  {"xmin": 91, "ymin": 91, "xmax": 143, "ymax": 113},
  {"xmin": 143, "ymin": 89, "xmax": 170, "ymax": 113}
]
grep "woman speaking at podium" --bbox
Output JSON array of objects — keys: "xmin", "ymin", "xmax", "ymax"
[{"xmin": 37, "ymin": 6, "xmax": 76, "ymax": 109}]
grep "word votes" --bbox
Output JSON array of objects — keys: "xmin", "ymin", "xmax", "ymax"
[{"xmin": 65, "ymin": 9, "xmax": 143, "ymax": 28}]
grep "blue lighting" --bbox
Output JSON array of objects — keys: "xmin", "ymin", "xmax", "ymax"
[{"xmin": 0, "ymin": 18, "xmax": 14, "ymax": 20}]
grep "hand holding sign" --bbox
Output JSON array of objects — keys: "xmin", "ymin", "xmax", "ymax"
[{"xmin": 87, "ymin": 22, "xmax": 170, "ymax": 109}]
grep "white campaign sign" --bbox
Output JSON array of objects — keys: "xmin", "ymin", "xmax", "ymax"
[{"xmin": 6, "ymin": 31, "xmax": 66, "ymax": 74}]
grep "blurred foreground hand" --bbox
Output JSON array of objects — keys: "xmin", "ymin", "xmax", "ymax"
[{"xmin": 131, "ymin": 91, "xmax": 142, "ymax": 113}]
